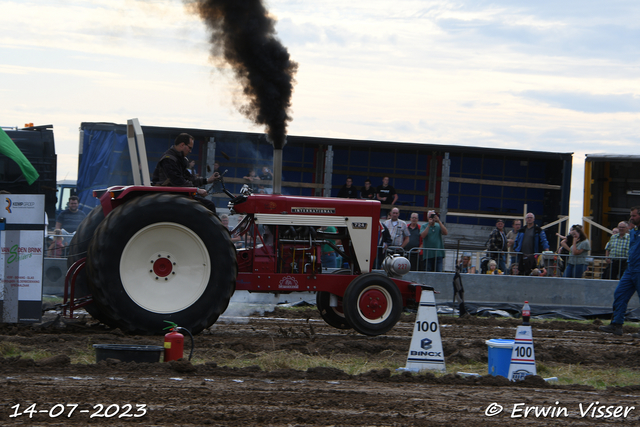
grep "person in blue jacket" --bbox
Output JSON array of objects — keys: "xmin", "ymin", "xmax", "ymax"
[
  {"xmin": 514, "ymin": 212, "xmax": 550, "ymax": 276},
  {"xmin": 600, "ymin": 207, "xmax": 640, "ymax": 337}
]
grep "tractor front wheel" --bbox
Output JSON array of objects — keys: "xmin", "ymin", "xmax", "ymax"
[{"xmin": 342, "ymin": 273, "xmax": 402, "ymax": 336}]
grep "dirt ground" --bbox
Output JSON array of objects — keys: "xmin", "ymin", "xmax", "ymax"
[{"xmin": 2, "ymin": 308, "xmax": 640, "ymax": 426}]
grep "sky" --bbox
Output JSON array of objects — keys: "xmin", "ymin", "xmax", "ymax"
[{"xmin": 1, "ymin": 0, "xmax": 639, "ymax": 226}]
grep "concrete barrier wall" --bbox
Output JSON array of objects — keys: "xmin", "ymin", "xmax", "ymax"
[
  {"xmin": 403, "ymin": 271, "xmax": 639, "ymax": 309},
  {"xmin": 44, "ymin": 257, "xmax": 637, "ymax": 311}
]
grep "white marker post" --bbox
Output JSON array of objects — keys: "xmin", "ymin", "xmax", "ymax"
[
  {"xmin": 507, "ymin": 325, "xmax": 536, "ymax": 381},
  {"xmin": 400, "ymin": 286, "xmax": 446, "ymax": 373}
]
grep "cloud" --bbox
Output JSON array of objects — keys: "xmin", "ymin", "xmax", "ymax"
[
  {"xmin": 276, "ymin": 18, "xmax": 323, "ymax": 45},
  {"xmin": 276, "ymin": 17, "xmax": 396, "ymax": 48},
  {"xmin": 448, "ymin": 0, "xmax": 638, "ymax": 23},
  {"xmin": 518, "ymin": 91, "xmax": 640, "ymax": 113},
  {"xmin": 0, "ymin": 0, "xmax": 208, "ymax": 65},
  {"xmin": 0, "ymin": 63, "xmax": 119, "ymax": 78},
  {"xmin": 431, "ymin": 2, "xmax": 640, "ymax": 61}
]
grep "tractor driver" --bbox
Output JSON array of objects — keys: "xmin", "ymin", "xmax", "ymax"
[{"xmin": 151, "ymin": 133, "xmax": 219, "ymax": 213}]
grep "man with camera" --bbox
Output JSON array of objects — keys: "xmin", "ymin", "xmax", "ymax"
[{"xmin": 420, "ymin": 210, "xmax": 448, "ymax": 272}]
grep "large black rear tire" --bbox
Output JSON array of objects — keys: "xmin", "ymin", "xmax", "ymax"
[
  {"xmin": 66, "ymin": 205, "xmax": 114, "ymax": 325},
  {"xmin": 316, "ymin": 291, "xmax": 351, "ymax": 330},
  {"xmin": 342, "ymin": 273, "xmax": 402, "ymax": 336},
  {"xmin": 86, "ymin": 193, "xmax": 237, "ymax": 335}
]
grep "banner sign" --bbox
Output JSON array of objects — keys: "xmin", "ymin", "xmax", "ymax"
[{"xmin": 1, "ymin": 195, "xmax": 44, "ymax": 323}]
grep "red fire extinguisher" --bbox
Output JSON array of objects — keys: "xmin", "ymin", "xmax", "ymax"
[{"xmin": 163, "ymin": 321, "xmax": 194, "ymax": 362}]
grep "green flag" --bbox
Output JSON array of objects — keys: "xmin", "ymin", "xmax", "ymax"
[{"xmin": 0, "ymin": 128, "xmax": 39, "ymax": 185}]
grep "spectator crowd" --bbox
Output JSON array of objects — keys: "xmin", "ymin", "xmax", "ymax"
[{"xmin": 373, "ymin": 205, "xmax": 637, "ymax": 280}]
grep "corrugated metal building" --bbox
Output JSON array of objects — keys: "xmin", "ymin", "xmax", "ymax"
[
  {"xmin": 584, "ymin": 154, "xmax": 640, "ymax": 253},
  {"xmin": 78, "ymin": 123, "xmax": 573, "ymax": 249}
]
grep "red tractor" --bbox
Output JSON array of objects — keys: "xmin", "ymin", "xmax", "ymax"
[{"xmin": 67, "ymin": 182, "xmax": 419, "ymax": 336}]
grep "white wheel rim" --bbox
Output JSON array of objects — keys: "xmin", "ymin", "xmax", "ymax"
[
  {"xmin": 356, "ymin": 285, "xmax": 393, "ymax": 324},
  {"xmin": 120, "ymin": 222, "xmax": 211, "ymax": 314}
]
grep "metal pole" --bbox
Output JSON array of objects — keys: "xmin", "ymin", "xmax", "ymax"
[
  {"xmin": 440, "ymin": 153, "xmax": 450, "ymax": 223},
  {"xmin": 323, "ymin": 145, "xmax": 333, "ymax": 197},
  {"xmin": 206, "ymin": 137, "xmax": 216, "ymax": 193},
  {"xmin": 273, "ymin": 148, "xmax": 283, "ymax": 194},
  {"xmin": 126, "ymin": 118, "xmax": 151, "ymax": 186}
]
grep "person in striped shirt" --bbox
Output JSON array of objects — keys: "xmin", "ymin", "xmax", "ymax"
[{"xmin": 603, "ymin": 221, "xmax": 630, "ymax": 280}]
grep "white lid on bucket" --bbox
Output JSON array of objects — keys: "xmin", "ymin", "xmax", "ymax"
[{"xmin": 485, "ymin": 339, "xmax": 514, "ymax": 349}]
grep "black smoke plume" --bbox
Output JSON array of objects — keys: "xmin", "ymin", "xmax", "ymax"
[{"xmin": 187, "ymin": 0, "xmax": 298, "ymax": 149}]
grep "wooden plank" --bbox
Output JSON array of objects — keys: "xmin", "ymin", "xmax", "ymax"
[{"xmin": 449, "ymin": 177, "xmax": 561, "ymax": 190}]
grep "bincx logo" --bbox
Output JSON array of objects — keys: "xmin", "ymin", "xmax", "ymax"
[
  {"xmin": 420, "ymin": 338, "xmax": 433, "ymax": 350},
  {"xmin": 511, "ymin": 369, "xmax": 533, "ymax": 381},
  {"xmin": 518, "ymin": 330, "xmax": 529, "ymax": 335},
  {"xmin": 410, "ymin": 350, "xmax": 442, "ymax": 357}
]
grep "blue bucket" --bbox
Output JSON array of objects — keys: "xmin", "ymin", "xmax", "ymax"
[{"xmin": 486, "ymin": 339, "xmax": 514, "ymax": 377}]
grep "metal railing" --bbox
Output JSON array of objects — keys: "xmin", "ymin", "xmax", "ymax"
[{"xmin": 375, "ymin": 246, "xmax": 629, "ymax": 280}]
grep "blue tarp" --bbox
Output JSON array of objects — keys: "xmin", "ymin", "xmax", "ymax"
[
  {"xmin": 77, "ymin": 123, "xmax": 231, "ymax": 213},
  {"xmin": 77, "ymin": 125, "xmax": 185, "ymax": 213},
  {"xmin": 77, "ymin": 129, "xmax": 131, "ymax": 213}
]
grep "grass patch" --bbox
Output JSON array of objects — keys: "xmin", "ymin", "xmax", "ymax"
[
  {"xmin": 534, "ymin": 317, "xmax": 639, "ymax": 327},
  {"xmin": 0, "ymin": 339, "xmax": 99, "ymax": 365},
  {"xmin": 0, "ymin": 341, "xmax": 53, "ymax": 362},
  {"xmin": 193, "ymin": 349, "xmax": 406, "ymax": 375},
  {"xmin": 70, "ymin": 346, "xmax": 98, "ymax": 365},
  {"xmin": 42, "ymin": 296, "xmax": 63, "ymax": 305},
  {"xmin": 193, "ymin": 349, "xmax": 640, "ymax": 389},
  {"xmin": 3, "ymin": 338, "xmax": 640, "ymax": 389},
  {"xmin": 443, "ymin": 362, "xmax": 640, "ymax": 389},
  {"xmin": 7, "ymin": 305, "xmax": 640, "ymax": 389},
  {"xmin": 540, "ymin": 364, "xmax": 640, "ymax": 389}
]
